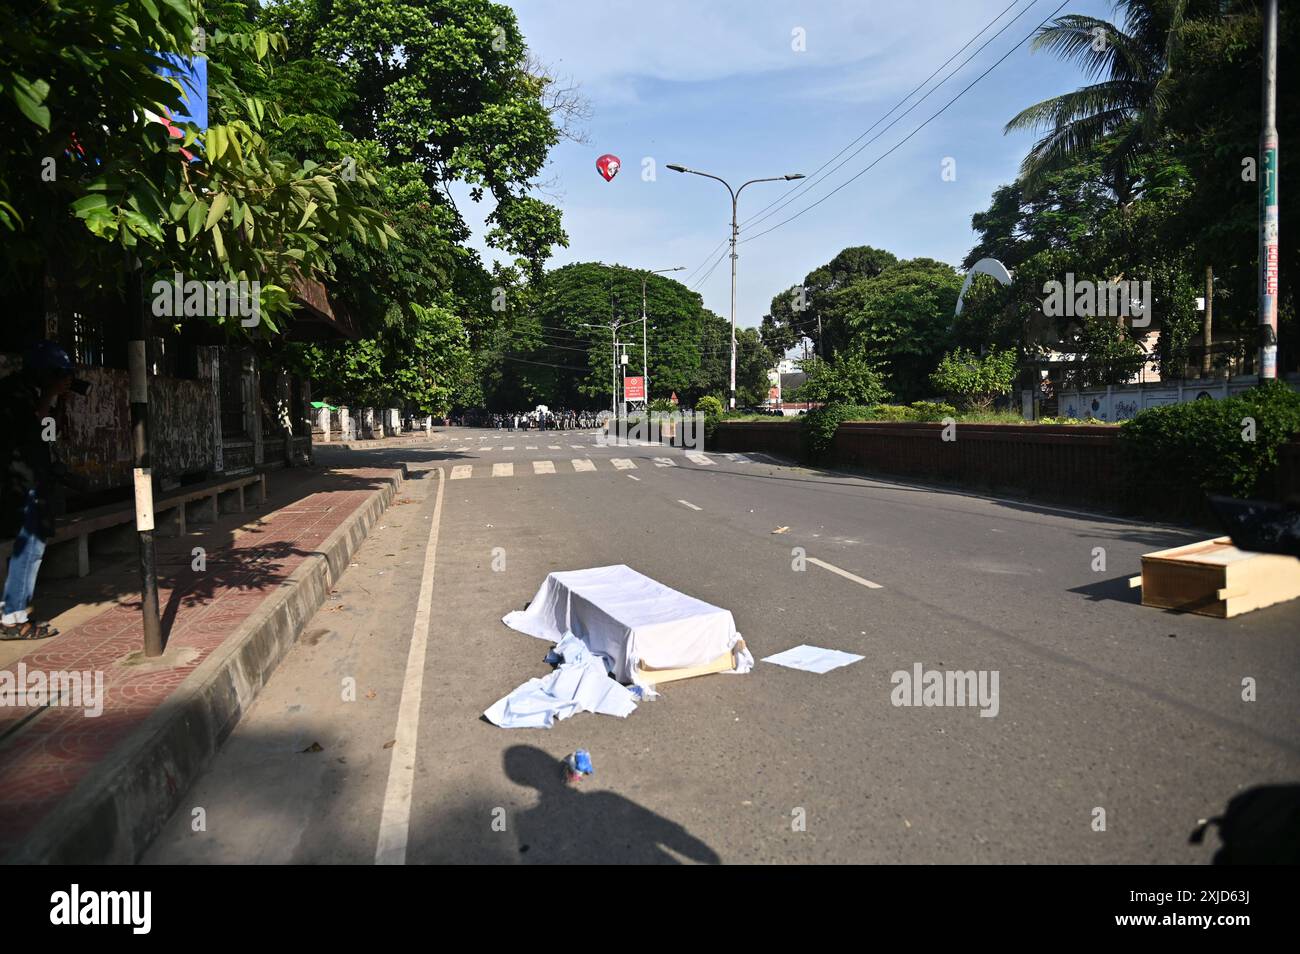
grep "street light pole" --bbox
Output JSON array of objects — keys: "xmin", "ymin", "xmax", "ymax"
[{"xmin": 667, "ymin": 165, "xmax": 804, "ymax": 409}]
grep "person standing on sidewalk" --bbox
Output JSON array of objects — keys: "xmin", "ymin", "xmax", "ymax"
[{"xmin": 0, "ymin": 342, "xmax": 88, "ymax": 640}]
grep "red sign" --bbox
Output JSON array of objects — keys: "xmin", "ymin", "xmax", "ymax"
[
  {"xmin": 669, "ymin": 391, "xmax": 678, "ymax": 406},
  {"xmin": 623, "ymin": 376, "xmax": 645, "ymax": 401}
]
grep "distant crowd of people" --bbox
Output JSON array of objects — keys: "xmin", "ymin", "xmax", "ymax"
[{"xmin": 466, "ymin": 409, "xmax": 603, "ymax": 431}]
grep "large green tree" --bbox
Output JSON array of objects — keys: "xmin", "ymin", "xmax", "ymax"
[{"xmin": 268, "ymin": 0, "xmax": 568, "ymax": 279}]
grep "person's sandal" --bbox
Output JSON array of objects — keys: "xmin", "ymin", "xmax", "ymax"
[{"xmin": 0, "ymin": 620, "xmax": 57, "ymax": 640}]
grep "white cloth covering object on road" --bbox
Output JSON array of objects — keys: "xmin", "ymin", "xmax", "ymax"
[
  {"xmin": 484, "ymin": 632, "xmax": 638, "ymax": 728},
  {"xmin": 502, "ymin": 564, "xmax": 753, "ymax": 686}
]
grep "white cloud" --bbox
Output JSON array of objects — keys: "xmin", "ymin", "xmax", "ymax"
[{"xmin": 507, "ymin": 0, "xmax": 1036, "ymax": 104}]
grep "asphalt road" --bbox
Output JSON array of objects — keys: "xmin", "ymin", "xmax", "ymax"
[{"xmin": 143, "ymin": 426, "xmax": 1300, "ymax": 864}]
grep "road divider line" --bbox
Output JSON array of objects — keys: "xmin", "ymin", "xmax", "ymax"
[
  {"xmin": 611, "ymin": 458, "xmax": 636, "ymax": 470},
  {"xmin": 627, "ymin": 475, "xmax": 640, "ymax": 481},
  {"xmin": 375, "ymin": 466, "xmax": 446, "ymax": 865},
  {"xmin": 572, "ymin": 458, "xmax": 596, "ymax": 472},
  {"xmin": 492, "ymin": 462, "xmax": 513, "ymax": 477},
  {"xmin": 678, "ymin": 499, "xmax": 702, "ymax": 511},
  {"xmin": 807, "ymin": 557, "xmax": 882, "ymax": 589},
  {"xmin": 449, "ymin": 465, "xmax": 472, "ymax": 480},
  {"xmin": 533, "ymin": 460, "xmax": 555, "ymax": 475}
]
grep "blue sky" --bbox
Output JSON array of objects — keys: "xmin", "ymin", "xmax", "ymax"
[{"xmin": 456, "ymin": 0, "xmax": 1112, "ymax": 331}]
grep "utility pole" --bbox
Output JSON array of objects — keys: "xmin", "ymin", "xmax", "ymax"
[
  {"xmin": 1203, "ymin": 265, "xmax": 1213, "ymax": 379},
  {"xmin": 639, "ymin": 266, "xmax": 684, "ymax": 406},
  {"xmin": 666, "ymin": 165, "xmax": 804, "ymax": 409},
  {"xmin": 1259, "ymin": 0, "xmax": 1279, "ymax": 381},
  {"xmin": 126, "ymin": 261, "xmax": 163, "ymax": 657}
]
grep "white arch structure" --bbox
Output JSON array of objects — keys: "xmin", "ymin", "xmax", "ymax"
[{"xmin": 954, "ymin": 258, "xmax": 1013, "ymax": 315}]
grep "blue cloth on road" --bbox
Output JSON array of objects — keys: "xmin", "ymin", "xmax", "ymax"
[{"xmin": 484, "ymin": 632, "xmax": 638, "ymax": 729}]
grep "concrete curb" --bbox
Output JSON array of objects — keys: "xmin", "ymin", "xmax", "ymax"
[{"xmin": 4, "ymin": 466, "xmax": 408, "ymax": 864}]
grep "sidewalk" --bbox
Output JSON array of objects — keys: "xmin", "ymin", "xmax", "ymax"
[
  {"xmin": 0, "ymin": 462, "xmax": 406, "ymax": 862},
  {"xmin": 322, "ymin": 429, "xmax": 448, "ymax": 451}
]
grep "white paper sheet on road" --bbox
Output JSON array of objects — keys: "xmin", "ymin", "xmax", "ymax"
[
  {"xmin": 761, "ymin": 644, "xmax": 863, "ymax": 674},
  {"xmin": 484, "ymin": 632, "xmax": 637, "ymax": 729},
  {"xmin": 502, "ymin": 565, "xmax": 753, "ymax": 685}
]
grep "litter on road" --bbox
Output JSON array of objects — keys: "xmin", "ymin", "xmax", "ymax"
[{"xmin": 762, "ymin": 644, "xmax": 864, "ymax": 674}]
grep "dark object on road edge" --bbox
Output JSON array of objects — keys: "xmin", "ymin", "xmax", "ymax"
[{"xmin": 1208, "ymin": 494, "xmax": 1300, "ymax": 558}]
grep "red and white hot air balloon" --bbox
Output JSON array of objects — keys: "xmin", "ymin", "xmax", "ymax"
[{"xmin": 596, "ymin": 153, "xmax": 621, "ymax": 182}]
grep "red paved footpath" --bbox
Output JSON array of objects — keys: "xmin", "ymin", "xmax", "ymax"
[{"xmin": 0, "ymin": 466, "xmax": 402, "ymax": 854}]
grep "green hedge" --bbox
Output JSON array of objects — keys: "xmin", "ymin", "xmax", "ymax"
[
  {"xmin": 1118, "ymin": 381, "xmax": 1300, "ymax": 506},
  {"xmin": 802, "ymin": 403, "xmax": 875, "ymax": 460}
]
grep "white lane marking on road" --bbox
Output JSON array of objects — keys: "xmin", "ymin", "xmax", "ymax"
[
  {"xmin": 807, "ymin": 557, "xmax": 882, "ymax": 589},
  {"xmin": 653, "ymin": 457, "xmax": 676, "ymax": 467},
  {"xmin": 611, "ymin": 458, "xmax": 636, "ymax": 470},
  {"xmin": 502, "ymin": 446, "xmax": 514, "ymax": 451},
  {"xmin": 677, "ymin": 499, "xmax": 702, "ymax": 511},
  {"xmin": 686, "ymin": 453, "xmax": 714, "ymax": 465},
  {"xmin": 492, "ymin": 462, "xmax": 513, "ymax": 477},
  {"xmin": 533, "ymin": 460, "xmax": 555, "ymax": 474},
  {"xmin": 572, "ymin": 458, "xmax": 596, "ymax": 472},
  {"xmin": 375, "ymin": 466, "xmax": 446, "ymax": 865},
  {"xmin": 526, "ymin": 445, "xmax": 537, "ymax": 450},
  {"xmin": 569, "ymin": 444, "xmax": 583, "ymax": 449},
  {"xmin": 627, "ymin": 475, "xmax": 640, "ymax": 481},
  {"xmin": 449, "ymin": 465, "xmax": 472, "ymax": 480},
  {"xmin": 548, "ymin": 445, "xmax": 561, "ymax": 450},
  {"xmin": 722, "ymin": 453, "xmax": 752, "ymax": 463},
  {"xmin": 454, "ymin": 447, "xmax": 469, "ymax": 452}
]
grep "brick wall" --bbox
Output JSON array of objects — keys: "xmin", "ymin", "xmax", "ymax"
[{"xmin": 713, "ymin": 420, "xmax": 1300, "ymax": 515}]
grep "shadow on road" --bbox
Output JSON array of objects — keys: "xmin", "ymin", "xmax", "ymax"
[
  {"xmin": 499, "ymin": 745, "xmax": 720, "ymax": 864},
  {"xmin": 1191, "ymin": 783, "xmax": 1300, "ymax": 864}
]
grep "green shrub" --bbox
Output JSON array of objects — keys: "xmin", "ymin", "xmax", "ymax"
[
  {"xmin": 1118, "ymin": 381, "xmax": 1300, "ymax": 502},
  {"xmin": 1038, "ymin": 416, "xmax": 1106, "ymax": 425},
  {"xmin": 802, "ymin": 402, "xmax": 875, "ymax": 460},
  {"xmin": 910, "ymin": 400, "xmax": 956, "ymax": 422},
  {"xmin": 871, "ymin": 404, "xmax": 919, "ymax": 421},
  {"xmin": 695, "ymin": 395, "xmax": 724, "ymax": 419},
  {"xmin": 799, "ymin": 352, "xmax": 891, "ymax": 406},
  {"xmin": 696, "ymin": 394, "xmax": 724, "ymax": 441},
  {"xmin": 929, "ymin": 346, "xmax": 1016, "ymax": 410}
]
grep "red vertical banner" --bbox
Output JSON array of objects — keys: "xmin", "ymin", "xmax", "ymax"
[{"xmin": 623, "ymin": 376, "xmax": 645, "ymax": 401}]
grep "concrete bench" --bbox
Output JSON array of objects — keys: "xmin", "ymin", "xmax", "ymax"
[{"xmin": 0, "ymin": 473, "xmax": 266, "ymax": 579}]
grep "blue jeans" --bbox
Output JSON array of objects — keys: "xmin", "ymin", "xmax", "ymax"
[{"xmin": 3, "ymin": 490, "xmax": 47, "ymax": 618}]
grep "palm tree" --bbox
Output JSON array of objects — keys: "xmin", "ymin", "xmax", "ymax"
[{"xmin": 1005, "ymin": 0, "xmax": 1195, "ymax": 203}]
